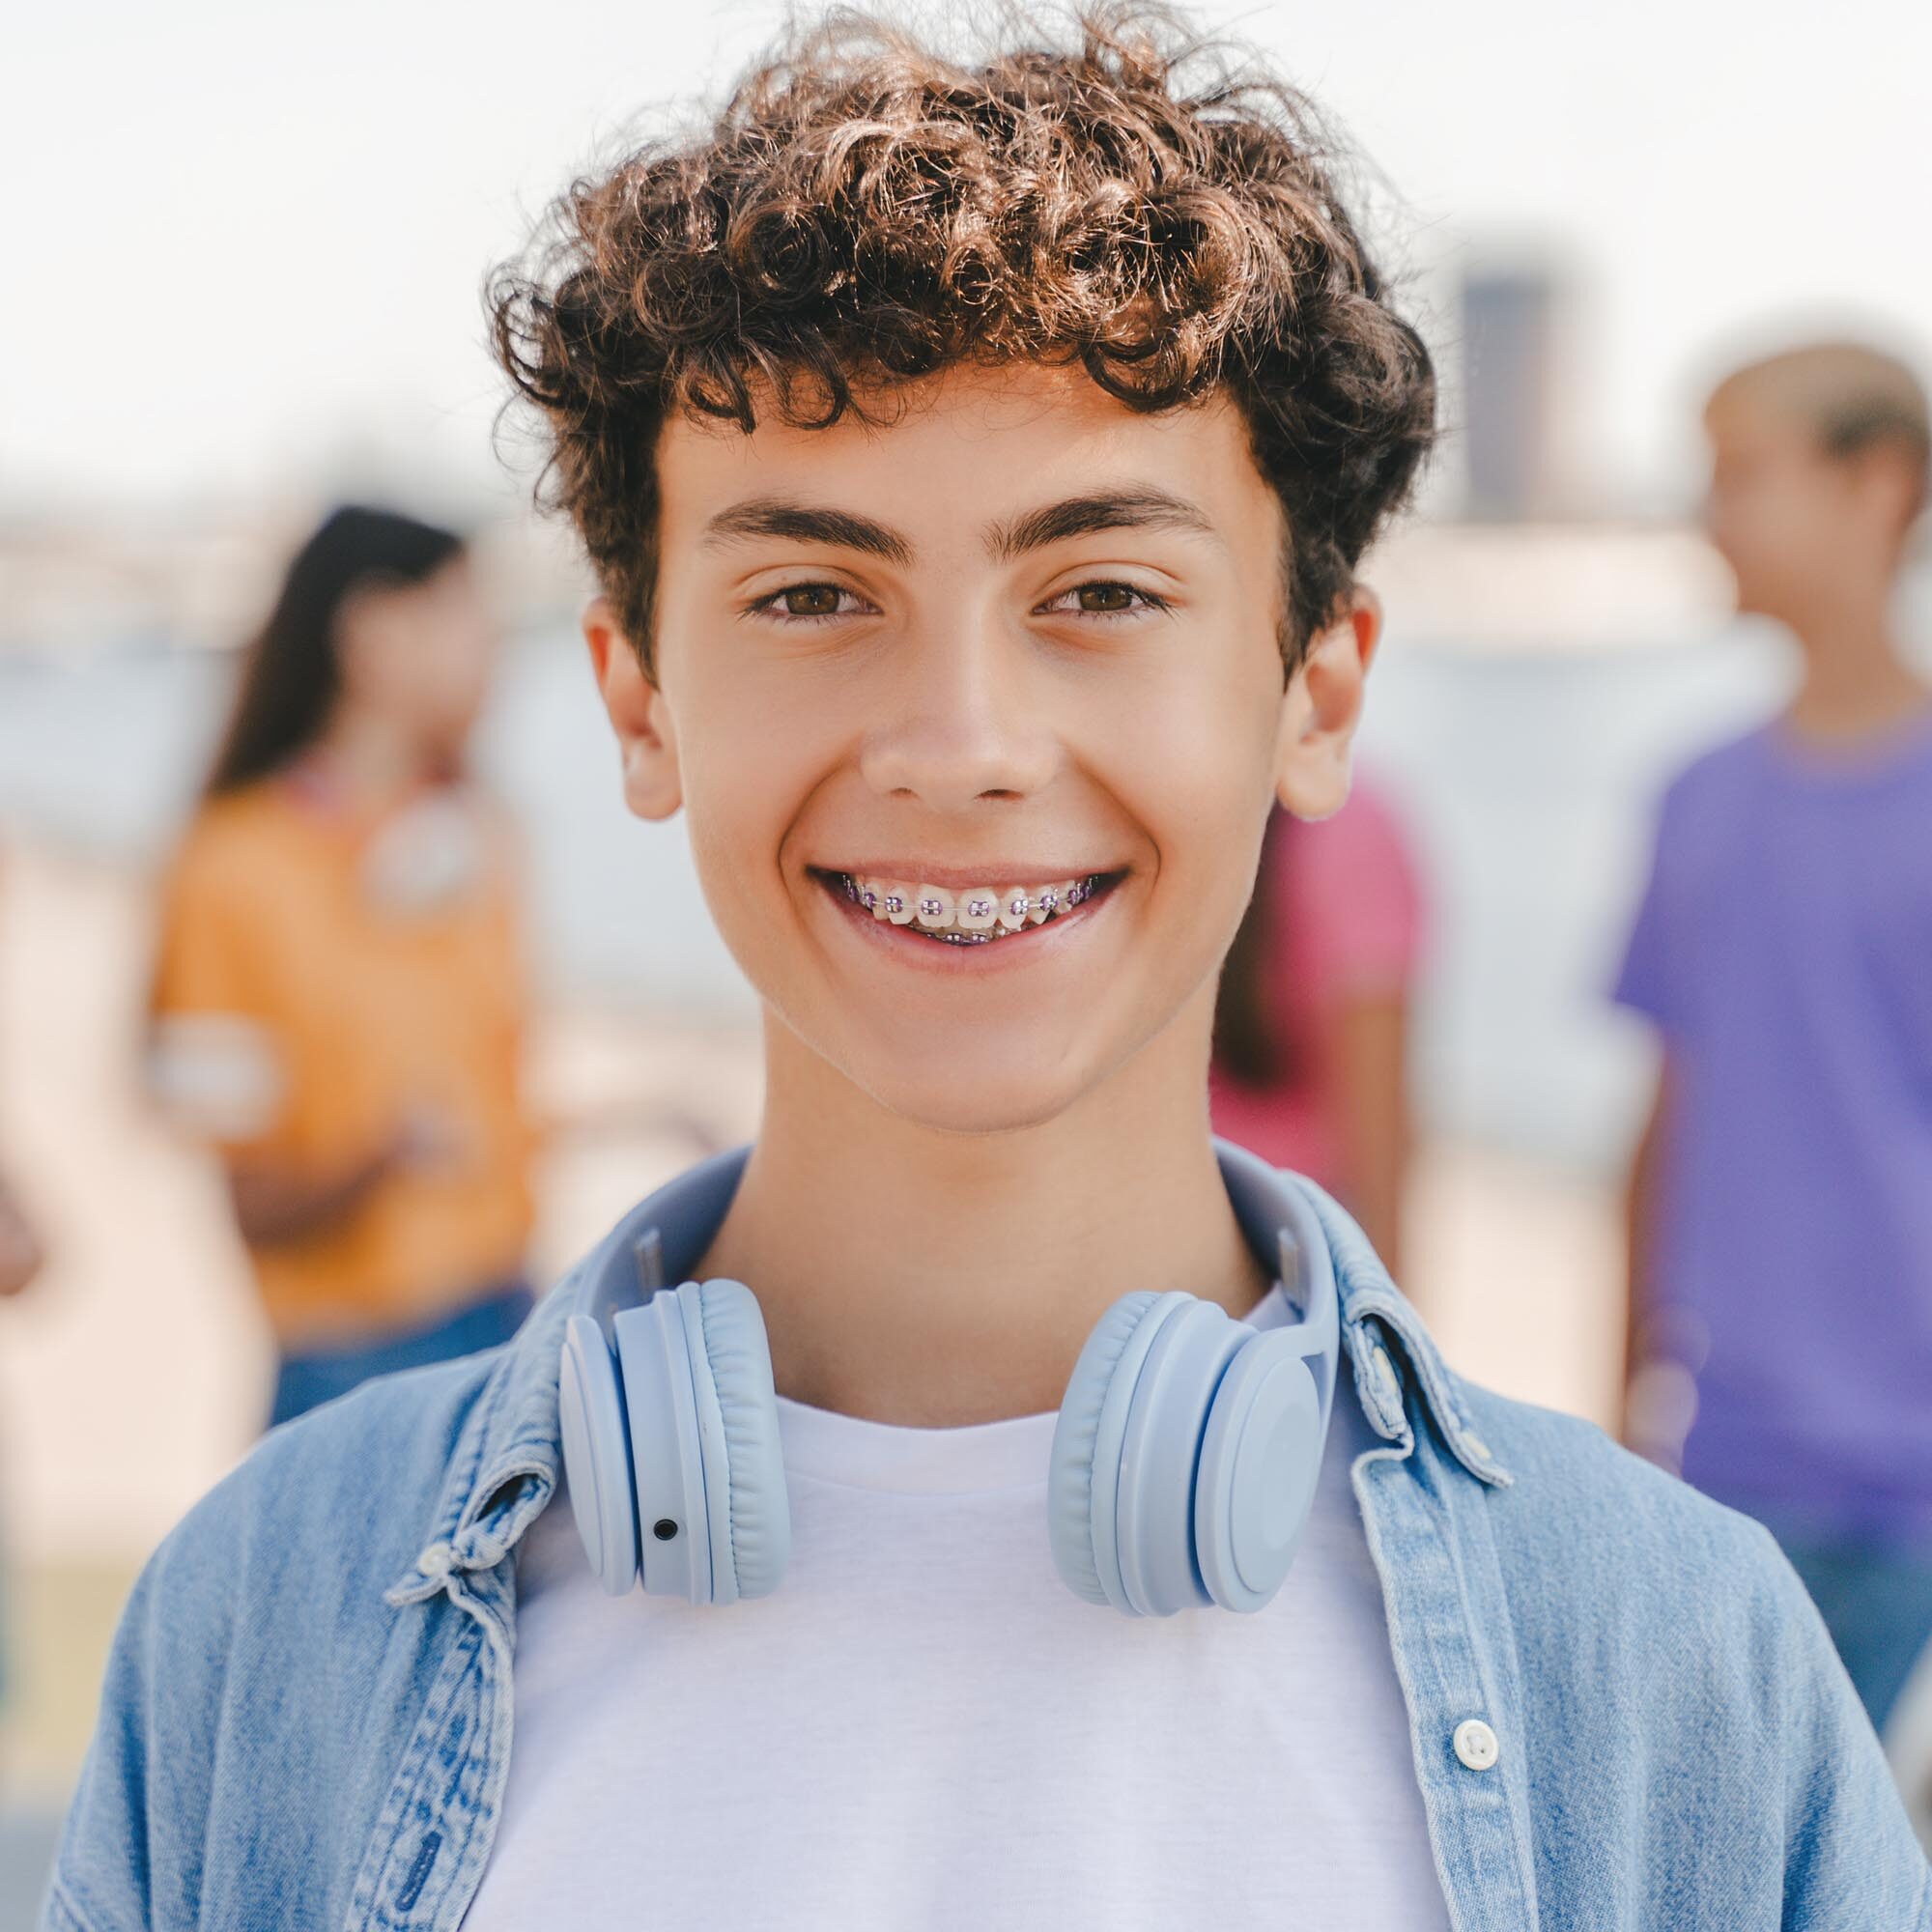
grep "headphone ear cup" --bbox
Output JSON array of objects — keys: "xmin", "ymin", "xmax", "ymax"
[
  {"xmin": 687, "ymin": 1280, "xmax": 791, "ymax": 1604},
  {"xmin": 1193, "ymin": 1330, "xmax": 1324, "ymax": 1614},
  {"xmin": 559, "ymin": 1312, "xmax": 641, "ymax": 1595},
  {"xmin": 1107, "ymin": 1299, "xmax": 1249, "ymax": 1616},
  {"xmin": 1048, "ymin": 1292, "xmax": 1174, "ymax": 1608},
  {"xmin": 1053, "ymin": 1296, "xmax": 1328, "ymax": 1617}
]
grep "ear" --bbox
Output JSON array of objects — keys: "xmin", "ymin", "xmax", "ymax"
[
  {"xmin": 1272, "ymin": 586, "xmax": 1381, "ymax": 822},
  {"xmin": 582, "ymin": 597, "xmax": 683, "ymax": 821},
  {"xmin": 1848, "ymin": 441, "xmax": 1927, "ymax": 550}
]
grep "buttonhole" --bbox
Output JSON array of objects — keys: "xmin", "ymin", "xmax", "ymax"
[{"xmin": 394, "ymin": 1831, "xmax": 442, "ymax": 1913}]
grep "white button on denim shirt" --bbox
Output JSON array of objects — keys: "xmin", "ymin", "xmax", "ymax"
[
  {"xmin": 1453, "ymin": 1719, "xmax": 1500, "ymax": 1773},
  {"xmin": 41, "ymin": 1157, "xmax": 1932, "ymax": 1930}
]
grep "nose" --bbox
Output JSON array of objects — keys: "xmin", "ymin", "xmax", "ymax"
[{"xmin": 857, "ymin": 616, "xmax": 1060, "ymax": 812}]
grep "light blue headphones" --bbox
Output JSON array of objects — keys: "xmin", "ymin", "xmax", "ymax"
[{"xmin": 559, "ymin": 1140, "xmax": 1339, "ymax": 1617}]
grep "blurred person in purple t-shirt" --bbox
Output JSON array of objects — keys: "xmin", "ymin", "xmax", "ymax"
[{"xmin": 1616, "ymin": 338, "xmax": 1932, "ymax": 1734}]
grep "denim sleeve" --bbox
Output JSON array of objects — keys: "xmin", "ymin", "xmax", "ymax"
[
  {"xmin": 38, "ymin": 1888, "xmax": 94, "ymax": 1932},
  {"xmin": 39, "ymin": 1492, "xmax": 234, "ymax": 1932},
  {"xmin": 1749, "ymin": 1519, "xmax": 1932, "ymax": 1925}
]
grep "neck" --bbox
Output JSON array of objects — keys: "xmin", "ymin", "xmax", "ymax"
[
  {"xmin": 307, "ymin": 710, "xmax": 432, "ymax": 813},
  {"xmin": 1782, "ymin": 591, "xmax": 1930, "ymax": 743},
  {"xmin": 696, "ymin": 1008, "xmax": 1268, "ymax": 1427}
]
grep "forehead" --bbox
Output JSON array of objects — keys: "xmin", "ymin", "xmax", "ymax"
[
  {"xmin": 344, "ymin": 554, "xmax": 473, "ymax": 620},
  {"xmin": 1703, "ymin": 384, "xmax": 1819, "ymax": 462},
  {"xmin": 654, "ymin": 361, "xmax": 1279, "ymax": 550}
]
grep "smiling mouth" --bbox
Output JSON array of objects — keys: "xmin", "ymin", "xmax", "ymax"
[{"xmin": 811, "ymin": 868, "xmax": 1124, "ymax": 945}]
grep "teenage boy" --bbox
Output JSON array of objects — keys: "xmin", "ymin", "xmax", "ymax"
[
  {"xmin": 1618, "ymin": 339, "xmax": 1932, "ymax": 1739},
  {"xmin": 44, "ymin": 16, "xmax": 1931, "ymax": 1931}
]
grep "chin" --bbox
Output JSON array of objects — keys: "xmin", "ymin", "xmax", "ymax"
[
  {"xmin": 1725, "ymin": 567, "xmax": 1787, "ymax": 625},
  {"xmin": 883, "ymin": 1087, "xmax": 1087, "ymax": 1138},
  {"xmin": 852, "ymin": 1046, "xmax": 1103, "ymax": 1139},
  {"xmin": 877, "ymin": 1074, "xmax": 1090, "ymax": 1144}
]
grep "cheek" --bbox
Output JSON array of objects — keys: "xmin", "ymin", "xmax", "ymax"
[
  {"xmin": 429, "ymin": 647, "xmax": 490, "ymax": 724},
  {"xmin": 1715, "ymin": 490, "xmax": 1799, "ymax": 579},
  {"xmin": 1076, "ymin": 659, "xmax": 1279, "ymax": 963},
  {"xmin": 1094, "ymin": 652, "xmax": 1278, "ymax": 850},
  {"xmin": 379, "ymin": 627, "xmax": 476, "ymax": 722},
  {"xmin": 671, "ymin": 681, "xmax": 823, "ymax": 931},
  {"xmin": 1758, "ymin": 480, "xmax": 1832, "ymax": 552},
  {"xmin": 384, "ymin": 653, "xmax": 445, "ymax": 724}
]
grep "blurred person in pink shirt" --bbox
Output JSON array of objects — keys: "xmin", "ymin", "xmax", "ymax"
[{"xmin": 1209, "ymin": 778, "xmax": 1424, "ymax": 1271}]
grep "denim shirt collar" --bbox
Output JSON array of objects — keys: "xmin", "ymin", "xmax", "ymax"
[{"xmin": 385, "ymin": 1144, "xmax": 1509, "ymax": 1606}]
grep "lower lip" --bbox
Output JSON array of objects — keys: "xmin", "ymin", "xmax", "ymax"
[{"xmin": 810, "ymin": 871, "xmax": 1124, "ymax": 974}]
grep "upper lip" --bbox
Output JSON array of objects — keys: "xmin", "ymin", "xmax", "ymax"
[{"xmin": 814, "ymin": 863, "xmax": 1119, "ymax": 891}]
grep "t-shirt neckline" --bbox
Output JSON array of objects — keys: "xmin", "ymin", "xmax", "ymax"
[{"xmin": 1760, "ymin": 700, "xmax": 1932, "ymax": 790}]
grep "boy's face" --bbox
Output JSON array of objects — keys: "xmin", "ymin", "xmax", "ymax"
[
  {"xmin": 587, "ymin": 361, "xmax": 1374, "ymax": 1135},
  {"xmin": 1702, "ymin": 390, "xmax": 1883, "ymax": 625}
]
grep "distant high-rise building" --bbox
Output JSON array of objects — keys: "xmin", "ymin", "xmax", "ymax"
[{"xmin": 1460, "ymin": 265, "xmax": 1568, "ymax": 520}]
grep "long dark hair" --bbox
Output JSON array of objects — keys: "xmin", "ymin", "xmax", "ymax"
[
  {"xmin": 1212, "ymin": 809, "xmax": 1300, "ymax": 1090},
  {"xmin": 202, "ymin": 505, "xmax": 466, "ymax": 800}
]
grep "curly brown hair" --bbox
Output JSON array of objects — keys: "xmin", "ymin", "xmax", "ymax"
[{"xmin": 489, "ymin": 4, "xmax": 1435, "ymax": 674}]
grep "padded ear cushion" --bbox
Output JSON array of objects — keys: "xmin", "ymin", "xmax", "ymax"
[
  {"xmin": 559, "ymin": 1312, "xmax": 639, "ymax": 1595},
  {"xmin": 694, "ymin": 1279, "xmax": 791, "ymax": 1602},
  {"xmin": 1047, "ymin": 1292, "xmax": 1161, "ymax": 1607}
]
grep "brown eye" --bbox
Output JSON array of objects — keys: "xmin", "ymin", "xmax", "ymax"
[
  {"xmin": 780, "ymin": 584, "xmax": 844, "ymax": 617},
  {"xmin": 1074, "ymin": 582, "xmax": 1138, "ymax": 612}
]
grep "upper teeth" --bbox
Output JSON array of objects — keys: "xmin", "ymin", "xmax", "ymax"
[{"xmin": 847, "ymin": 874, "xmax": 1096, "ymax": 938}]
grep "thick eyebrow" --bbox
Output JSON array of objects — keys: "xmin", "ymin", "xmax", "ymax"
[
  {"xmin": 697, "ymin": 484, "xmax": 1221, "ymax": 570},
  {"xmin": 698, "ymin": 497, "xmax": 914, "ymax": 566},
  {"xmin": 988, "ymin": 487, "xmax": 1222, "ymax": 559}
]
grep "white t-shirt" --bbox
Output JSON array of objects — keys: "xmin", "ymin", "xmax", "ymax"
[{"xmin": 465, "ymin": 1286, "xmax": 1449, "ymax": 1928}]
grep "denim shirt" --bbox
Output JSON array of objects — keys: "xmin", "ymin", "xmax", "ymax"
[{"xmin": 43, "ymin": 1153, "xmax": 1932, "ymax": 1930}]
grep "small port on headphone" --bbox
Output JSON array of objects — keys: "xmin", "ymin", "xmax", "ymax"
[{"xmin": 652, "ymin": 1519, "xmax": 680, "ymax": 1541}]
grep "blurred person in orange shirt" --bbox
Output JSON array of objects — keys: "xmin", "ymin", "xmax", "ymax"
[
  {"xmin": 145, "ymin": 506, "xmax": 538, "ymax": 1428},
  {"xmin": 1208, "ymin": 781, "xmax": 1423, "ymax": 1273}
]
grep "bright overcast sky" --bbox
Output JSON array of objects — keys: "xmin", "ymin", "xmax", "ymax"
[{"xmin": 8, "ymin": 0, "xmax": 1929, "ymax": 515}]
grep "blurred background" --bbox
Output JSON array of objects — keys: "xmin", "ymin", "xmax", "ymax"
[{"xmin": 4, "ymin": 0, "xmax": 1931, "ymax": 1915}]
